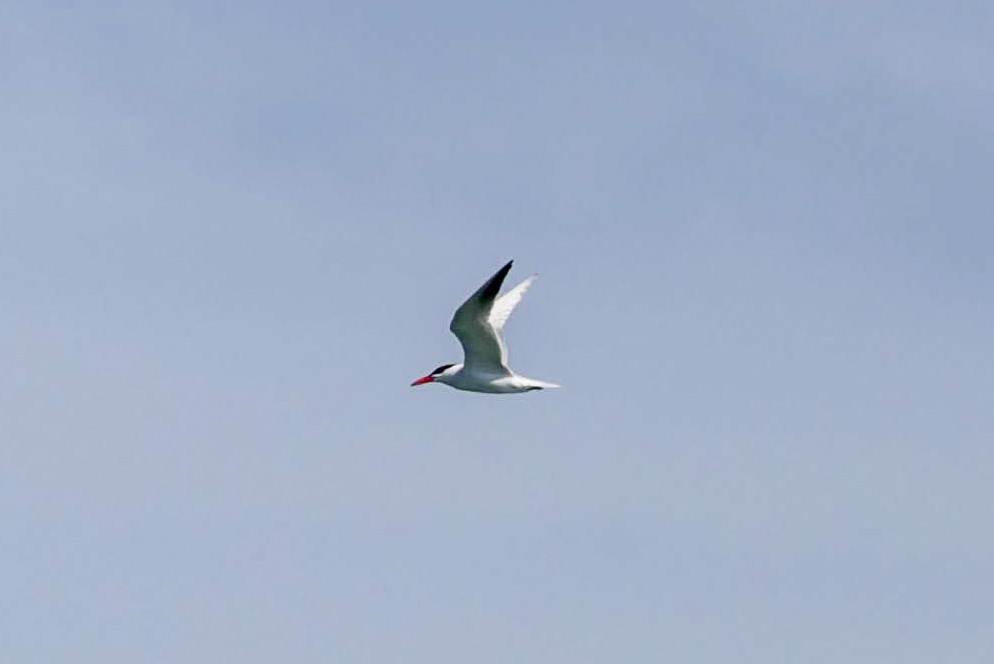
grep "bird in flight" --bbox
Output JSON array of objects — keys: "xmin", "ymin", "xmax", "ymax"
[{"xmin": 411, "ymin": 260, "xmax": 560, "ymax": 394}]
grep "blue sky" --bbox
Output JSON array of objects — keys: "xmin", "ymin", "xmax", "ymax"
[{"xmin": 2, "ymin": 1, "xmax": 993, "ymax": 661}]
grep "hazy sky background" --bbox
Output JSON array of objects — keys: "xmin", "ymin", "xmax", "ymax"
[{"xmin": 3, "ymin": 1, "xmax": 993, "ymax": 661}]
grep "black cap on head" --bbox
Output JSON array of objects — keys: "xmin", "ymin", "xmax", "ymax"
[{"xmin": 431, "ymin": 364, "xmax": 455, "ymax": 376}]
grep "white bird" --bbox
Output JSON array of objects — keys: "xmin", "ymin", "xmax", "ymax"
[{"xmin": 411, "ymin": 260, "xmax": 560, "ymax": 394}]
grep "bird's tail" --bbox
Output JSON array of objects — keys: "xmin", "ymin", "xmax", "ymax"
[{"xmin": 525, "ymin": 379, "xmax": 561, "ymax": 390}]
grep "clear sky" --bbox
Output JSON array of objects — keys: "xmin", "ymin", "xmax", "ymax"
[{"xmin": 3, "ymin": 1, "xmax": 993, "ymax": 661}]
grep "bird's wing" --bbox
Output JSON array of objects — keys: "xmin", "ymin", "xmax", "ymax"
[
  {"xmin": 449, "ymin": 260, "xmax": 514, "ymax": 372},
  {"xmin": 489, "ymin": 275, "xmax": 536, "ymax": 331}
]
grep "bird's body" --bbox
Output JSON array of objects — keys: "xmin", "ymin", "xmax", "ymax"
[
  {"xmin": 411, "ymin": 260, "xmax": 560, "ymax": 394},
  {"xmin": 433, "ymin": 364, "xmax": 560, "ymax": 393}
]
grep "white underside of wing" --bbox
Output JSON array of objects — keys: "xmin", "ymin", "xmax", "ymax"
[
  {"xmin": 449, "ymin": 275, "xmax": 537, "ymax": 373},
  {"xmin": 489, "ymin": 276, "xmax": 535, "ymax": 331},
  {"xmin": 450, "ymin": 318, "xmax": 509, "ymax": 372}
]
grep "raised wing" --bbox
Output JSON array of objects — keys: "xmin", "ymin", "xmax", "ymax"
[
  {"xmin": 489, "ymin": 275, "xmax": 536, "ymax": 331},
  {"xmin": 449, "ymin": 260, "xmax": 514, "ymax": 372}
]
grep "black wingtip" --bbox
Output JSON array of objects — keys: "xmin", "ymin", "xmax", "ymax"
[{"xmin": 478, "ymin": 260, "xmax": 514, "ymax": 302}]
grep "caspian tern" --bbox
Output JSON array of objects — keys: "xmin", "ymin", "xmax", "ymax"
[{"xmin": 411, "ymin": 260, "xmax": 560, "ymax": 394}]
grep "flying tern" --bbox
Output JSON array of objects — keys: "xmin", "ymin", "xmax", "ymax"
[{"xmin": 411, "ymin": 260, "xmax": 560, "ymax": 394}]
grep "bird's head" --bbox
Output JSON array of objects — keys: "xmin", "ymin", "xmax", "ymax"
[{"xmin": 410, "ymin": 363, "xmax": 458, "ymax": 386}]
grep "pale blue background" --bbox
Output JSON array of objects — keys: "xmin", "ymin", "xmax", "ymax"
[{"xmin": 3, "ymin": 1, "xmax": 993, "ymax": 662}]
